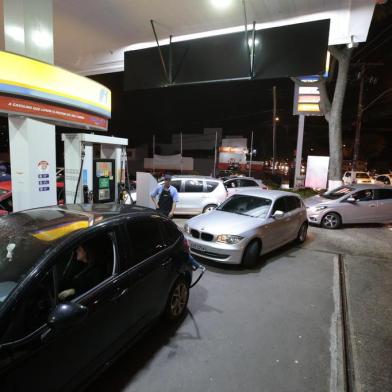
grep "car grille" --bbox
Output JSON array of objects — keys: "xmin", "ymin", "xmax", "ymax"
[
  {"xmin": 190, "ymin": 249, "xmax": 229, "ymax": 260},
  {"xmin": 191, "ymin": 229, "xmax": 200, "ymax": 239},
  {"xmin": 190, "ymin": 229, "xmax": 214, "ymax": 242},
  {"xmin": 201, "ymin": 232, "xmax": 214, "ymax": 241}
]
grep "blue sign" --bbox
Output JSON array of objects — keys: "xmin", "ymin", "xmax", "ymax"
[
  {"xmin": 38, "ymin": 174, "xmax": 49, "ymax": 178},
  {"xmin": 39, "ymin": 187, "xmax": 50, "ymax": 192},
  {"xmin": 39, "ymin": 180, "xmax": 50, "ymax": 185}
]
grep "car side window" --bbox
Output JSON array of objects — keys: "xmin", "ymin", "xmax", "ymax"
[
  {"xmin": 0, "ymin": 196, "xmax": 12, "ymax": 212},
  {"xmin": 226, "ymin": 180, "xmax": 236, "ymax": 188},
  {"xmin": 286, "ymin": 196, "xmax": 301, "ymax": 211},
  {"xmin": 171, "ymin": 180, "xmax": 182, "ymax": 192},
  {"xmin": 184, "ymin": 180, "xmax": 204, "ymax": 192},
  {"xmin": 57, "ymin": 231, "xmax": 115, "ymax": 302},
  {"xmin": 1, "ymin": 270, "xmax": 56, "ymax": 343},
  {"xmin": 162, "ymin": 220, "xmax": 182, "ymax": 246},
  {"xmin": 125, "ymin": 218, "xmax": 165, "ymax": 266},
  {"xmin": 352, "ymin": 189, "xmax": 374, "ymax": 201},
  {"xmin": 206, "ymin": 181, "xmax": 218, "ymax": 192},
  {"xmin": 272, "ymin": 197, "xmax": 288, "ymax": 214},
  {"xmin": 374, "ymin": 189, "xmax": 392, "ymax": 200},
  {"xmin": 239, "ymin": 179, "xmax": 257, "ymax": 187}
]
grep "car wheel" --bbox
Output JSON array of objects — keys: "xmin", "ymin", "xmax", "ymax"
[
  {"xmin": 164, "ymin": 276, "xmax": 189, "ymax": 321},
  {"xmin": 296, "ymin": 222, "xmax": 308, "ymax": 243},
  {"xmin": 321, "ymin": 212, "xmax": 341, "ymax": 229},
  {"xmin": 203, "ymin": 204, "xmax": 217, "ymax": 213},
  {"xmin": 242, "ymin": 240, "xmax": 261, "ymax": 268}
]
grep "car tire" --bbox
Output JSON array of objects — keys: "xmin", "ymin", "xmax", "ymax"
[
  {"xmin": 296, "ymin": 222, "xmax": 308, "ymax": 243},
  {"xmin": 164, "ymin": 276, "xmax": 189, "ymax": 321},
  {"xmin": 242, "ymin": 240, "xmax": 261, "ymax": 268},
  {"xmin": 321, "ymin": 212, "xmax": 341, "ymax": 230},
  {"xmin": 203, "ymin": 204, "xmax": 217, "ymax": 213}
]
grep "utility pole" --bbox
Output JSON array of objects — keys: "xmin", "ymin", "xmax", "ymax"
[
  {"xmin": 351, "ymin": 62, "xmax": 383, "ymax": 177},
  {"xmin": 272, "ymin": 86, "xmax": 277, "ymax": 174},
  {"xmin": 351, "ymin": 64, "xmax": 365, "ymax": 177}
]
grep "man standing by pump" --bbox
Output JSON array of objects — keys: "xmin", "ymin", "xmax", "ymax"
[{"xmin": 150, "ymin": 174, "xmax": 179, "ymax": 218}]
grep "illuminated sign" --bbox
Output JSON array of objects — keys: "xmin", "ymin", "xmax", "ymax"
[
  {"xmin": 293, "ymin": 82, "xmax": 322, "ymax": 116},
  {"xmin": 0, "ymin": 96, "xmax": 108, "ymax": 130},
  {"xmin": 0, "ymin": 51, "xmax": 111, "ymax": 119}
]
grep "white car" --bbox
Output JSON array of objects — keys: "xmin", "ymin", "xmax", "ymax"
[
  {"xmin": 374, "ymin": 174, "xmax": 392, "ymax": 186},
  {"xmin": 184, "ymin": 189, "xmax": 308, "ymax": 267},
  {"xmin": 224, "ymin": 177, "xmax": 268, "ymax": 197},
  {"xmin": 168, "ymin": 176, "xmax": 227, "ymax": 215},
  {"xmin": 342, "ymin": 171, "xmax": 372, "ymax": 185}
]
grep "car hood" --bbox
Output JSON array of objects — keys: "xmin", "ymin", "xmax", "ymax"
[
  {"xmin": 304, "ymin": 195, "xmax": 335, "ymax": 207},
  {"xmin": 186, "ymin": 210, "xmax": 262, "ymax": 235}
]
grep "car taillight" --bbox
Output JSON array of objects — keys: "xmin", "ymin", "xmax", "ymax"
[{"xmin": 183, "ymin": 238, "xmax": 190, "ymax": 253}]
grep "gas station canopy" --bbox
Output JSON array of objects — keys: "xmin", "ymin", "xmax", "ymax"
[{"xmin": 0, "ymin": 0, "xmax": 376, "ymax": 76}]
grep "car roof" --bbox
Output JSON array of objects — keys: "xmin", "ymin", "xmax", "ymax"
[
  {"xmin": 0, "ymin": 204, "xmax": 159, "ymax": 245},
  {"xmin": 171, "ymin": 175, "xmax": 218, "ymax": 180},
  {"xmin": 235, "ymin": 189, "xmax": 301, "ymax": 200},
  {"xmin": 224, "ymin": 176, "xmax": 259, "ymax": 181},
  {"xmin": 348, "ymin": 184, "xmax": 392, "ymax": 189}
]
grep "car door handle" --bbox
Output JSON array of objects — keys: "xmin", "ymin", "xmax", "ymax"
[
  {"xmin": 369, "ymin": 204, "xmax": 376, "ymax": 207},
  {"xmin": 161, "ymin": 257, "xmax": 173, "ymax": 268},
  {"xmin": 111, "ymin": 288, "xmax": 129, "ymax": 302}
]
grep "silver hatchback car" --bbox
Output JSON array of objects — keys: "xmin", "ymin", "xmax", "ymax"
[
  {"xmin": 184, "ymin": 189, "xmax": 308, "ymax": 267},
  {"xmin": 305, "ymin": 184, "xmax": 392, "ymax": 229}
]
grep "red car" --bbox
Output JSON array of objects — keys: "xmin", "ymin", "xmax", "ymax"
[
  {"xmin": 0, "ymin": 181, "xmax": 12, "ymax": 216},
  {"xmin": 0, "ymin": 181, "xmax": 64, "ymax": 216}
]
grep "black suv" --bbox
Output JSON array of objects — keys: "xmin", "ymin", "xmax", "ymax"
[{"xmin": 0, "ymin": 204, "xmax": 201, "ymax": 391}]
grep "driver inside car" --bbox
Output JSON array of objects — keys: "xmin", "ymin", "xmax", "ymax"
[{"xmin": 58, "ymin": 243, "xmax": 107, "ymax": 301}]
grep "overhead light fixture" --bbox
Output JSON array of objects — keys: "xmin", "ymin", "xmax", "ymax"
[
  {"xmin": 31, "ymin": 29, "xmax": 52, "ymax": 49},
  {"xmin": 5, "ymin": 25, "xmax": 24, "ymax": 44},
  {"xmin": 248, "ymin": 38, "xmax": 259, "ymax": 47},
  {"xmin": 347, "ymin": 35, "xmax": 358, "ymax": 49},
  {"xmin": 210, "ymin": 0, "xmax": 232, "ymax": 10}
]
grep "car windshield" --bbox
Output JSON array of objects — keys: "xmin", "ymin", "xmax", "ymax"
[
  {"xmin": 356, "ymin": 173, "xmax": 370, "ymax": 179},
  {"xmin": 217, "ymin": 194, "xmax": 272, "ymax": 218},
  {"xmin": 0, "ymin": 210, "xmax": 90, "ymax": 309},
  {"xmin": 322, "ymin": 186, "xmax": 355, "ymax": 200}
]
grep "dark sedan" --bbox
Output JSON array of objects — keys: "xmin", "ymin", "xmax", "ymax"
[{"xmin": 0, "ymin": 204, "xmax": 202, "ymax": 391}]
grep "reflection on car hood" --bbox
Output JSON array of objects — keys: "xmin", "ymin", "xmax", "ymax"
[
  {"xmin": 304, "ymin": 195, "xmax": 334, "ymax": 207},
  {"xmin": 187, "ymin": 210, "xmax": 262, "ymax": 235}
]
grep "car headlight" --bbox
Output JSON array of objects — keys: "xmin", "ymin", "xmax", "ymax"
[
  {"xmin": 184, "ymin": 223, "xmax": 190, "ymax": 234},
  {"xmin": 216, "ymin": 235, "xmax": 244, "ymax": 244},
  {"xmin": 315, "ymin": 205, "xmax": 328, "ymax": 212}
]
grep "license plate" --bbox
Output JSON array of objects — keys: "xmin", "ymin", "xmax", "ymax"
[{"xmin": 190, "ymin": 242, "xmax": 207, "ymax": 252}]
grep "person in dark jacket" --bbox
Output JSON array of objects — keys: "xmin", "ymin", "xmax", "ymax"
[{"xmin": 59, "ymin": 243, "xmax": 107, "ymax": 301}]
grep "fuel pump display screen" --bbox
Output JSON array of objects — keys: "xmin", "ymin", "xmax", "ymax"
[
  {"xmin": 93, "ymin": 159, "xmax": 115, "ymax": 203},
  {"xmin": 96, "ymin": 162, "xmax": 113, "ymax": 178}
]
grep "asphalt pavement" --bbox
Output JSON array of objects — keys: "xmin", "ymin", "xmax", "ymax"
[{"xmin": 87, "ymin": 222, "xmax": 392, "ymax": 392}]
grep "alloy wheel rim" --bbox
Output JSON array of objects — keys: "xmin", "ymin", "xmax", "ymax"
[
  {"xmin": 324, "ymin": 214, "xmax": 338, "ymax": 228},
  {"xmin": 170, "ymin": 283, "xmax": 188, "ymax": 316},
  {"xmin": 205, "ymin": 206, "xmax": 215, "ymax": 212}
]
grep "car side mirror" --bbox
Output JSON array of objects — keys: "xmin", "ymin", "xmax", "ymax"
[
  {"xmin": 346, "ymin": 197, "xmax": 356, "ymax": 203},
  {"xmin": 48, "ymin": 302, "xmax": 88, "ymax": 330},
  {"xmin": 272, "ymin": 210, "xmax": 284, "ymax": 219}
]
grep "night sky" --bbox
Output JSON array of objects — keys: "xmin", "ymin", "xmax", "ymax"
[
  {"xmin": 1, "ymin": 3, "xmax": 391, "ymax": 171},
  {"xmin": 88, "ymin": 3, "xmax": 392, "ymax": 170}
]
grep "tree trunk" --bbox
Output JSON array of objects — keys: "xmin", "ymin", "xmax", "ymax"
[{"xmin": 327, "ymin": 47, "xmax": 352, "ymax": 188}]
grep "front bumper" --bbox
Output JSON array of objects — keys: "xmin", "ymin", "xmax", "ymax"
[
  {"xmin": 306, "ymin": 209, "xmax": 324, "ymax": 224},
  {"xmin": 185, "ymin": 234, "xmax": 245, "ymax": 264}
]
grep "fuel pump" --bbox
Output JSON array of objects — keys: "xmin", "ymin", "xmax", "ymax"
[{"xmin": 62, "ymin": 133, "xmax": 128, "ymax": 204}]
